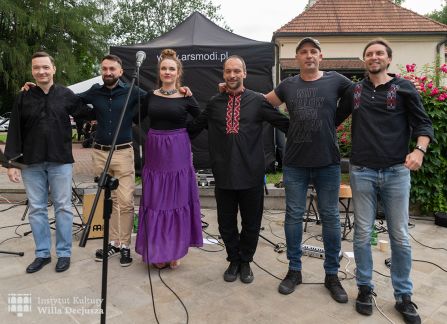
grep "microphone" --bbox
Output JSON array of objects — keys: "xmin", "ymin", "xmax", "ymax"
[{"xmin": 136, "ymin": 51, "xmax": 146, "ymax": 68}]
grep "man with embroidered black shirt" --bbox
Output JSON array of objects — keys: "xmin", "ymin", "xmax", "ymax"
[
  {"xmin": 336, "ymin": 39, "xmax": 433, "ymax": 324},
  {"xmin": 188, "ymin": 55, "xmax": 289, "ymax": 284},
  {"xmin": 5, "ymin": 52, "xmax": 91, "ymax": 273}
]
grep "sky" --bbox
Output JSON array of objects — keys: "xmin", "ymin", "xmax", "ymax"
[{"xmin": 211, "ymin": 0, "xmax": 446, "ymax": 42}]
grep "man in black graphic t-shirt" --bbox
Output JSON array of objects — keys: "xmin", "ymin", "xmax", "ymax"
[{"xmin": 265, "ymin": 37, "xmax": 351, "ymax": 302}]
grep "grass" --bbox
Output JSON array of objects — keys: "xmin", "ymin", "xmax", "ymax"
[
  {"xmin": 0, "ymin": 130, "xmax": 83, "ymax": 144},
  {"xmin": 266, "ymin": 171, "xmax": 283, "ymax": 185}
]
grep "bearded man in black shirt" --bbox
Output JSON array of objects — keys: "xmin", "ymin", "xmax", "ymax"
[
  {"xmin": 5, "ymin": 52, "xmax": 90, "ymax": 273},
  {"xmin": 188, "ymin": 55, "xmax": 289, "ymax": 284},
  {"xmin": 336, "ymin": 39, "xmax": 433, "ymax": 324}
]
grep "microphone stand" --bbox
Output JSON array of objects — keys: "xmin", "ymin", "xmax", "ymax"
[
  {"xmin": 0, "ymin": 151, "xmax": 26, "ymax": 257},
  {"xmin": 78, "ymin": 66, "xmax": 141, "ymax": 324}
]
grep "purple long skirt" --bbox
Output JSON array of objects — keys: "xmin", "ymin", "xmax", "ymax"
[{"xmin": 135, "ymin": 128, "xmax": 203, "ymax": 264}]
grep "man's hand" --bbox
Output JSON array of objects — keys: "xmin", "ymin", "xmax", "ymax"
[
  {"xmin": 179, "ymin": 86, "xmax": 192, "ymax": 97},
  {"xmin": 21, "ymin": 82, "xmax": 36, "ymax": 92},
  {"xmin": 218, "ymin": 83, "xmax": 226, "ymax": 93},
  {"xmin": 7, "ymin": 168, "xmax": 22, "ymax": 183},
  {"xmin": 404, "ymin": 150, "xmax": 424, "ymax": 171}
]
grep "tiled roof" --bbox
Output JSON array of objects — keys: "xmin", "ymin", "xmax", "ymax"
[
  {"xmin": 274, "ymin": 0, "xmax": 447, "ymax": 36},
  {"xmin": 280, "ymin": 58, "xmax": 364, "ymax": 70}
]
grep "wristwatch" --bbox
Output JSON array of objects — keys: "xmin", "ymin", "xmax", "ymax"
[{"xmin": 415, "ymin": 145, "xmax": 427, "ymax": 154}]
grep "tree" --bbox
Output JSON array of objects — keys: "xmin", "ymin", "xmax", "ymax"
[
  {"xmin": 0, "ymin": 0, "xmax": 112, "ymax": 113},
  {"xmin": 427, "ymin": 3, "xmax": 447, "ymax": 25},
  {"xmin": 392, "ymin": 0, "xmax": 405, "ymax": 5},
  {"xmin": 111, "ymin": 0, "xmax": 230, "ymax": 45}
]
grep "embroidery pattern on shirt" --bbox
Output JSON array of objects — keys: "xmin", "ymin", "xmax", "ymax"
[
  {"xmin": 386, "ymin": 84, "xmax": 399, "ymax": 110},
  {"xmin": 353, "ymin": 83, "xmax": 363, "ymax": 110},
  {"xmin": 226, "ymin": 94, "xmax": 241, "ymax": 134}
]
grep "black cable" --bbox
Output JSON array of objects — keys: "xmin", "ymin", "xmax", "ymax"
[
  {"xmin": 252, "ymin": 260, "xmax": 283, "ymax": 280},
  {"xmin": 0, "ymin": 224, "xmax": 25, "ymax": 245},
  {"xmin": 0, "ymin": 202, "xmax": 27, "ymax": 213},
  {"xmin": 302, "ymin": 234, "xmax": 322, "ymax": 244},
  {"xmin": 198, "ymin": 229, "xmax": 225, "ymax": 252},
  {"xmin": 373, "ymin": 269, "xmax": 391, "ymax": 278},
  {"xmin": 337, "ymin": 269, "xmax": 349, "ymax": 281},
  {"xmin": 158, "ymin": 269, "xmax": 189, "ymax": 324},
  {"xmin": 146, "ymin": 265, "xmax": 160, "ymax": 324},
  {"xmin": 265, "ymin": 221, "xmax": 286, "ymax": 241},
  {"xmin": 412, "ymin": 259, "xmax": 447, "ymax": 272},
  {"xmin": 409, "ymin": 232, "xmax": 447, "ymax": 251}
]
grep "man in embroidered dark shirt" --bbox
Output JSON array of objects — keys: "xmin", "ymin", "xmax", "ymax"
[
  {"xmin": 336, "ymin": 39, "xmax": 433, "ymax": 324},
  {"xmin": 78, "ymin": 55, "xmax": 146, "ymax": 267},
  {"xmin": 5, "ymin": 51, "xmax": 91, "ymax": 273},
  {"xmin": 188, "ymin": 55, "xmax": 289, "ymax": 284}
]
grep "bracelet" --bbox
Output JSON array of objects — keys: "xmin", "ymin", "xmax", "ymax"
[{"xmin": 415, "ymin": 145, "xmax": 427, "ymax": 154}]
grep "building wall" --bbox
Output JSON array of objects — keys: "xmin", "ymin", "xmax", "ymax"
[{"xmin": 276, "ymin": 35, "xmax": 446, "ymax": 75}]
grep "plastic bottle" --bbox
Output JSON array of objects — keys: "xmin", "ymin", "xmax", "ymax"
[
  {"xmin": 133, "ymin": 213, "xmax": 138, "ymax": 233},
  {"xmin": 370, "ymin": 224, "xmax": 378, "ymax": 246}
]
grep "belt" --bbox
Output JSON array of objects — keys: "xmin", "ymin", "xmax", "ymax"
[{"xmin": 93, "ymin": 142, "xmax": 133, "ymax": 151}]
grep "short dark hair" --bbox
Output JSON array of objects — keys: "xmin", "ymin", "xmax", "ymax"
[
  {"xmin": 223, "ymin": 55, "xmax": 246, "ymax": 72},
  {"xmin": 101, "ymin": 54, "xmax": 122, "ymax": 67},
  {"xmin": 362, "ymin": 38, "xmax": 392, "ymax": 59},
  {"xmin": 31, "ymin": 51, "xmax": 55, "ymax": 66}
]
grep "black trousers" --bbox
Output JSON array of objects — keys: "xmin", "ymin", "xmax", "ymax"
[{"xmin": 215, "ymin": 185, "xmax": 264, "ymax": 263}]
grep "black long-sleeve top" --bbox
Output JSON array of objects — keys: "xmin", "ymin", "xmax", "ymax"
[
  {"xmin": 5, "ymin": 84, "xmax": 92, "ymax": 165},
  {"xmin": 140, "ymin": 91, "xmax": 201, "ymax": 130},
  {"xmin": 336, "ymin": 77, "xmax": 434, "ymax": 169},
  {"xmin": 188, "ymin": 89, "xmax": 289, "ymax": 190}
]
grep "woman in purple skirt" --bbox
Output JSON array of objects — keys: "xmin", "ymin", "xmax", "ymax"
[{"xmin": 135, "ymin": 49, "xmax": 203, "ymax": 269}]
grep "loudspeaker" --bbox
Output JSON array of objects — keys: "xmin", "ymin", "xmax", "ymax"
[
  {"xmin": 82, "ymin": 191, "xmax": 104, "ymax": 238},
  {"xmin": 434, "ymin": 212, "xmax": 447, "ymax": 228}
]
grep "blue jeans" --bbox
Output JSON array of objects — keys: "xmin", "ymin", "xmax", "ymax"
[
  {"xmin": 283, "ymin": 164, "xmax": 341, "ymax": 274},
  {"xmin": 350, "ymin": 164, "xmax": 413, "ymax": 300},
  {"xmin": 22, "ymin": 162, "xmax": 73, "ymax": 258}
]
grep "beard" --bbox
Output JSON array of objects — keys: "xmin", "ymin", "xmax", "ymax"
[
  {"xmin": 103, "ymin": 76, "xmax": 119, "ymax": 86},
  {"xmin": 367, "ymin": 63, "xmax": 388, "ymax": 75},
  {"xmin": 225, "ymin": 79, "xmax": 242, "ymax": 90}
]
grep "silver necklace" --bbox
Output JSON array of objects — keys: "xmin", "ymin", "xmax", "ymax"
[{"xmin": 158, "ymin": 88, "xmax": 178, "ymax": 95}]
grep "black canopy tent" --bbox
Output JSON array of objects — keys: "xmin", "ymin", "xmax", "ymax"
[{"xmin": 110, "ymin": 11, "xmax": 277, "ymax": 170}]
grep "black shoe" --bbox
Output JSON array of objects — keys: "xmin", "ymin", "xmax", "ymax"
[
  {"xmin": 278, "ymin": 269, "xmax": 302, "ymax": 295},
  {"xmin": 95, "ymin": 243, "xmax": 120, "ymax": 261},
  {"xmin": 239, "ymin": 262, "xmax": 254, "ymax": 284},
  {"xmin": 26, "ymin": 257, "xmax": 51, "ymax": 273},
  {"xmin": 395, "ymin": 294, "xmax": 421, "ymax": 324},
  {"xmin": 223, "ymin": 261, "xmax": 240, "ymax": 282},
  {"xmin": 55, "ymin": 257, "xmax": 70, "ymax": 272},
  {"xmin": 120, "ymin": 247, "xmax": 133, "ymax": 267},
  {"xmin": 356, "ymin": 285, "xmax": 375, "ymax": 315},
  {"xmin": 324, "ymin": 274, "xmax": 348, "ymax": 303}
]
